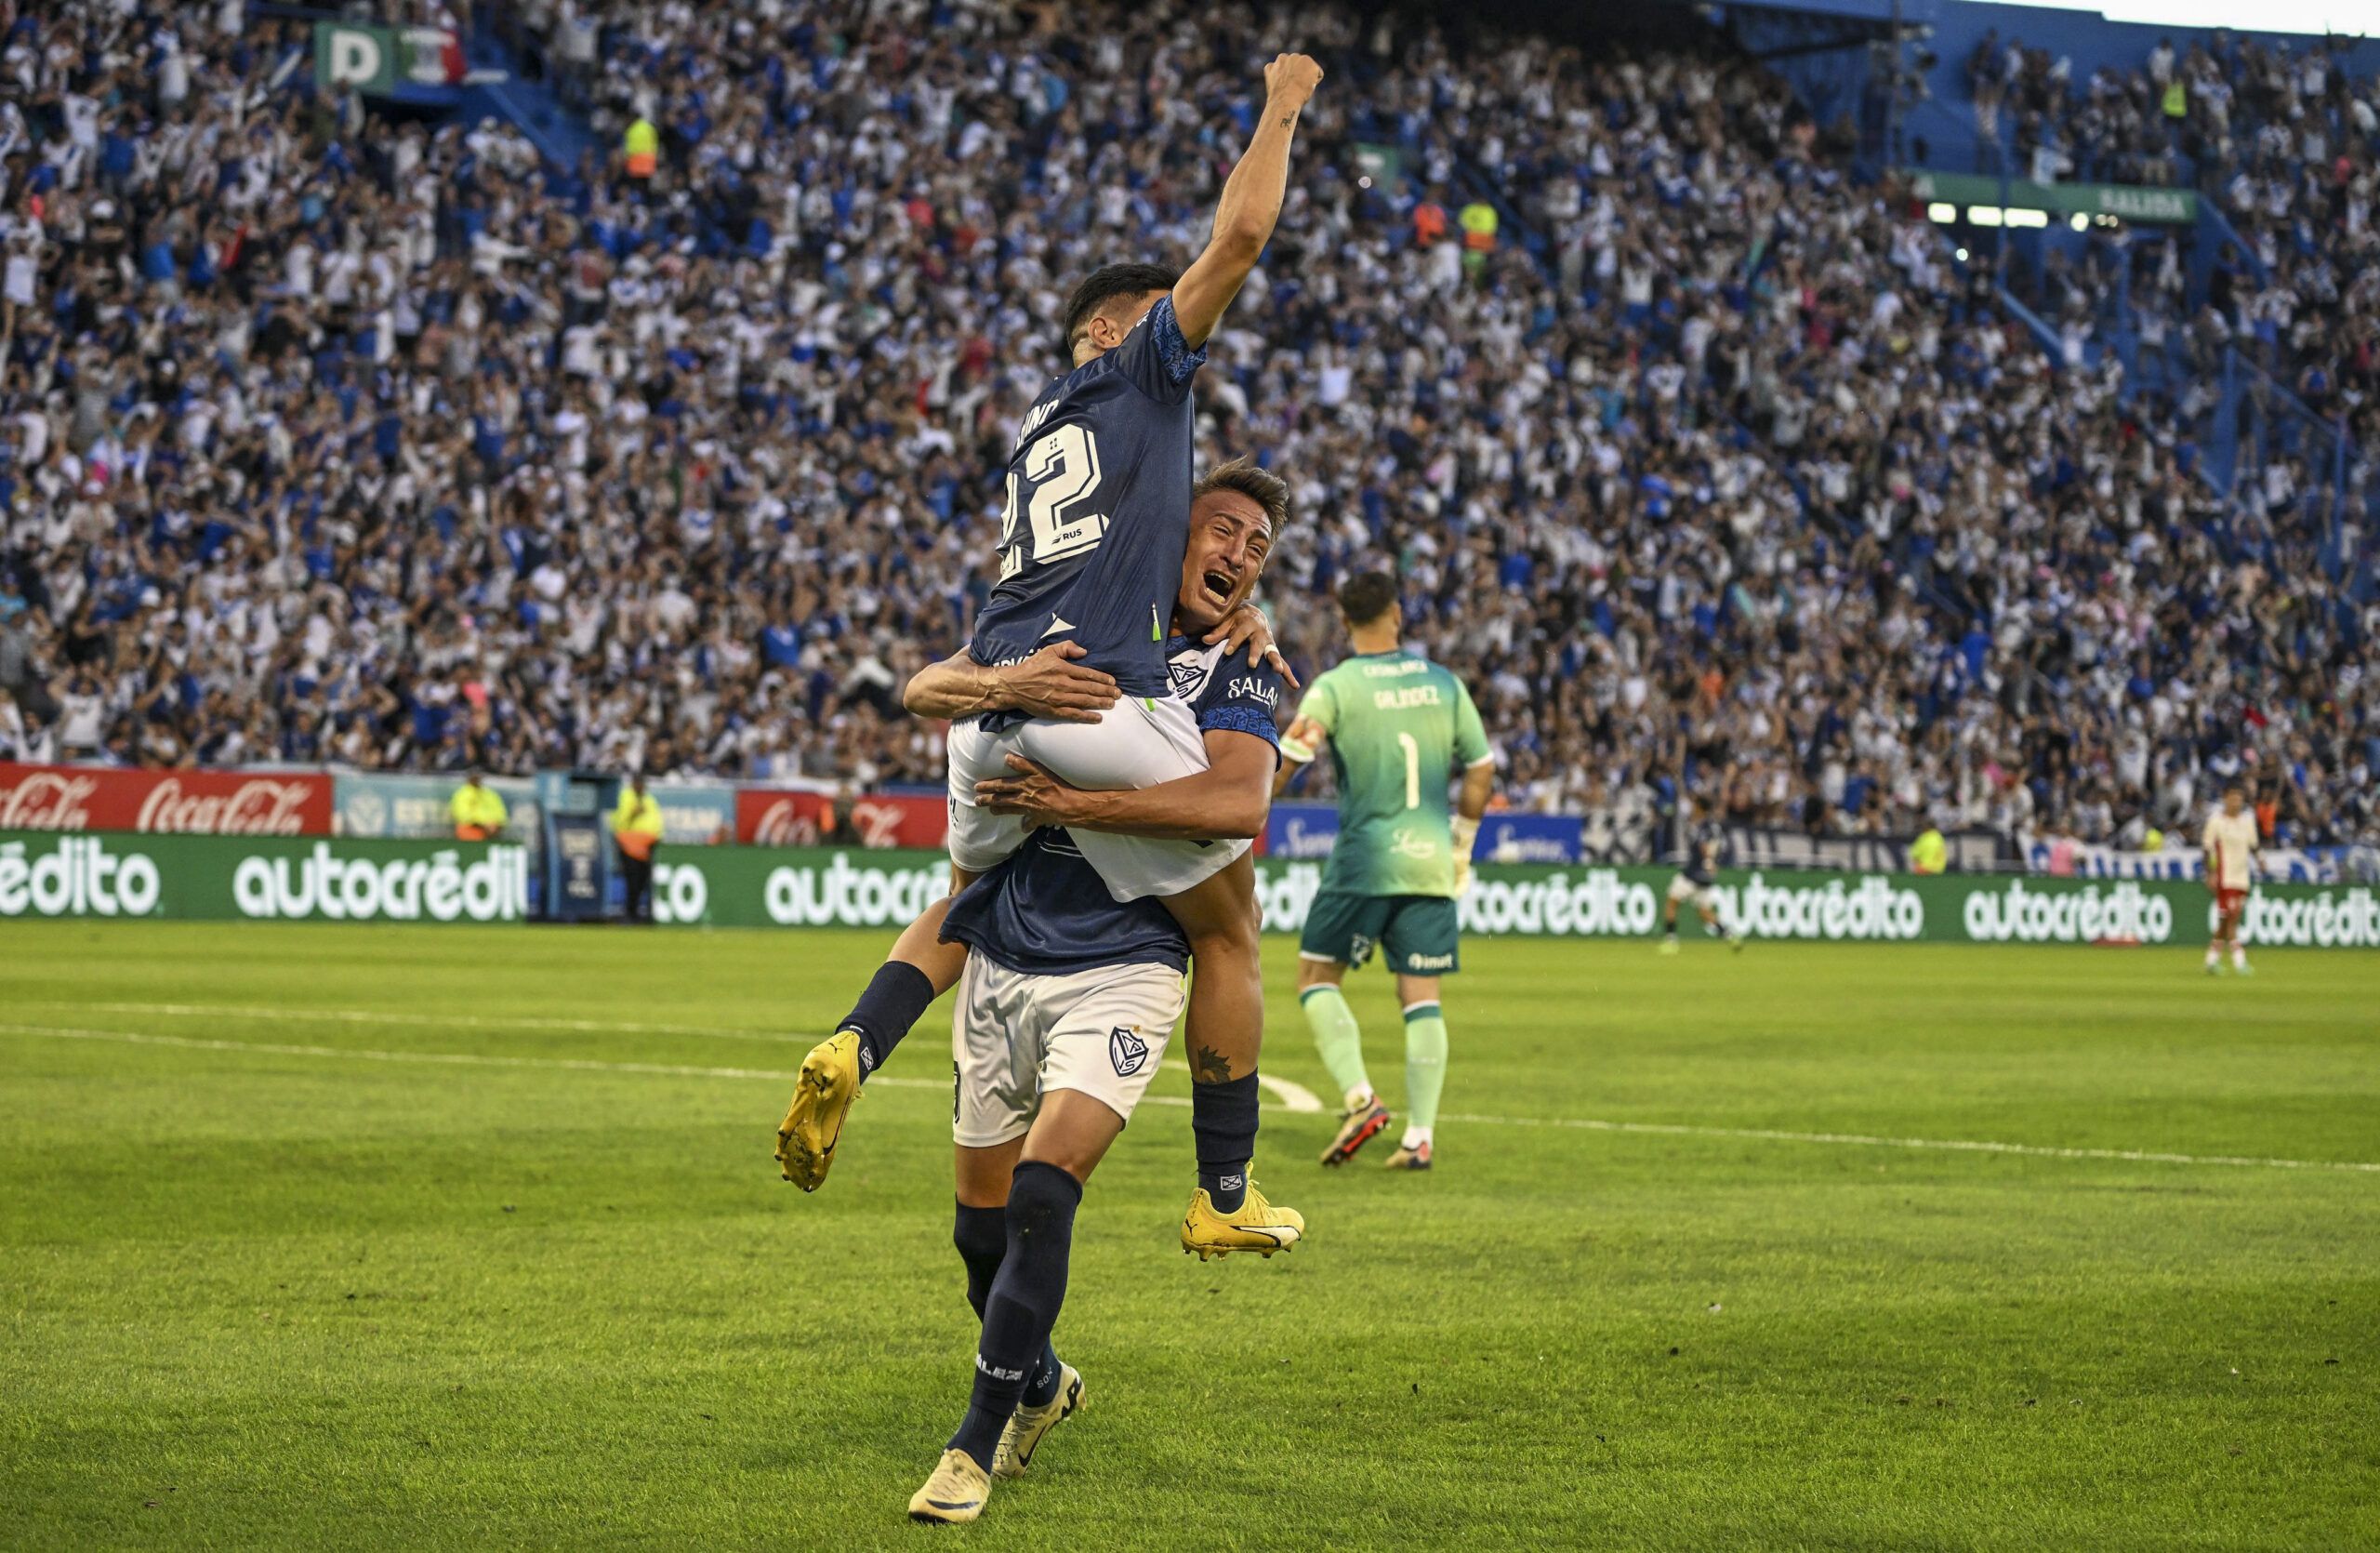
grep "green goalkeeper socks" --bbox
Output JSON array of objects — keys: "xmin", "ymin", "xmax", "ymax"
[
  {"xmin": 1402, "ymin": 1001, "xmax": 1448, "ymax": 1132},
  {"xmin": 1301, "ymin": 984, "xmax": 1371, "ymax": 1105}
]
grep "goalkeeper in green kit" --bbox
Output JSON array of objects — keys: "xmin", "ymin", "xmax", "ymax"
[{"xmin": 1274, "ymin": 572, "xmax": 1495, "ymax": 1171}]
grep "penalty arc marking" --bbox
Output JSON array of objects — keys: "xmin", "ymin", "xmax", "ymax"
[{"xmin": 4, "ymin": 1019, "xmax": 2373, "ymax": 1175}]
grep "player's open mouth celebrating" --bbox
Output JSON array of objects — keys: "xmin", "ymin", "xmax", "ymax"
[{"xmin": 1199, "ymin": 565, "xmax": 1239, "ymax": 614}]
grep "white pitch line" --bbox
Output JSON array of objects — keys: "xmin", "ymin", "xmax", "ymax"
[
  {"xmin": 1430, "ymin": 1110, "xmax": 2380, "ymax": 1175},
  {"xmin": 0, "ymin": 1024, "xmax": 1315, "ymax": 1115},
  {"xmin": 1160, "ymin": 1058, "xmax": 1323, "ymax": 1114},
  {"xmin": 20, "ymin": 1002, "xmax": 1327, "ymax": 1113},
  {"xmin": 53, "ymin": 1000, "xmax": 809, "ymax": 1043},
  {"xmin": 4, "ymin": 1022, "xmax": 2371, "ymax": 1174}
]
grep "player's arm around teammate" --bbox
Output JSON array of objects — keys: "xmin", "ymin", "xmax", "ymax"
[
  {"xmin": 775, "ymin": 480, "xmax": 1297, "ymax": 1233},
  {"xmin": 775, "ymin": 623, "xmax": 1259, "ymax": 1188}
]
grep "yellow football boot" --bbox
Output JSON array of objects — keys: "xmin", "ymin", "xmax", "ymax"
[
  {"xmin": 1180, "ymin": 1180, "xmax": 1304, "ymax": 1260},
  {"xmin": 992, "ymin": 1363, "xmax": 1083, "ymax": 1479},
  {"xmin": 775, "ymin": 1029, "xmax": 861, "ymax": 1191},
  {"xmin": 907, "ymin": 1448, "xmax": 991, "ymax": 1524}
]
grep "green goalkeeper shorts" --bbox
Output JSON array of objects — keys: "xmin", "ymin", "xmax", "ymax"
[{"xmin": 1299, "ymin": 889, "xmax": 1461, "ymax": 976}]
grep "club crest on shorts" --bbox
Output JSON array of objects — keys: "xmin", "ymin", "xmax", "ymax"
[{"xmin": 1108, "ymin": 1025, "xmax": 1149, "ymax": 1078}]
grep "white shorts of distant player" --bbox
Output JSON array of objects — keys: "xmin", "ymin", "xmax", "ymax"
[
  {"xmin": 951, "ymin": 954, "xmax": 1186, "ymax": 1148},
  {"xmin": 945, "ymin": 694, "xmax": 1251, "ymax": 902},
  {"xmin": 1666, "ymin": 875, "xmax": 1717, "ymax": 910}
]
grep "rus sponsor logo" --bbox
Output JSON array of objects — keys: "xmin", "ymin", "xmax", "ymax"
[{"xmin": 0, "ymin": 836, "xmax": 163, "ymax": 918}]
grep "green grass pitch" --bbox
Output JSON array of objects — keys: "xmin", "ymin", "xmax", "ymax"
[{"xmin": 2, "ymin": 921, "xmax": 2375, "ymax": 1550}]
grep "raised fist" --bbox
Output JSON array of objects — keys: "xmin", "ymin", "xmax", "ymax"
[{"xmin": 1264, "ymin": 53, "xmax": 1324, "ymax": 109}]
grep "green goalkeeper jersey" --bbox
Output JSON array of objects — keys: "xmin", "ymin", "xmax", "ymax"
[{"xmin": 1298, "ymin": 649, "xmax": 1491, "ymax": 897}]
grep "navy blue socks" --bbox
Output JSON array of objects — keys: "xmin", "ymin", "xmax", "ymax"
[
  {"xmin": 952, "ymin": 1201, "xmax": 1060, "ymax": 1408},
  {"xmin": 948, "ymin": 1162, "xmax": 1082, "ymax": 1470},
  {"xmin": 839, "ymin": 961, "xmax": 936, "ymax": 1082},
  {"xmin": 1191, "ymin": 1070, "xmax": 1261, "ymax": 1214}
]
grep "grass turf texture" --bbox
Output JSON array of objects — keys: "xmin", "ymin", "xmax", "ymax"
[{"xmin": 2, "ymin": 922, "xmax": 2375, "ymax": 1550}]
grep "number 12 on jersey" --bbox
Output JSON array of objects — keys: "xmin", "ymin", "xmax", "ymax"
[{"xmin": 999, "ymin": 423, "xmax": 1107, "ymax": 578}]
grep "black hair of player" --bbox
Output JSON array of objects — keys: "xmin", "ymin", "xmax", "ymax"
[
  {"xmin": 1062, "ymin": 263, "xmax": 1181, "ymax": 352},
  {"xmin": 1196, "ymin": 457, "xmax": 1290, "ymax": 541},
  {"xmin": 1337, "ymin": 571, "xmax": 1399, "ymax": 628}
]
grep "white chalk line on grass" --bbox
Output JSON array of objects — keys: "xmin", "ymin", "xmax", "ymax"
[
  {"xmin": 3, "ymin": 1022, "xmax": 2368, "ymax": 1175},
  {"xmin": 28, "ymin": 1002, "xmax": 1325, "ymax": 1112},
  {"xmin": 57, "ymin": 1000, "xmax": 794, "ymax": 1043},
  {"xmin": 0, "ymin": 1019, "xmax": 1325, "ymax": 1114},
  {"xmin": 1427, "ymin": 1111, "xmax": 2380, "ymax": 1175}
]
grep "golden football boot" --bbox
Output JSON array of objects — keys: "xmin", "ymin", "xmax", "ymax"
[
  {"xmin": 1382, "ymin": 1139, "xmax": 1434, "ymax": 1171},
  {"xmin": 992, "ymin": 1363, "xmax": 1083, "ymax": 1480},
  {"xmin": 775, "ymin": 1029, "xmax": 861, "ymax": 1191},
  {"xmin": 1181, "ymin": 1180, "xmax": 1304, "ymax": 1260},
  {"xmin": 907, "ymin": 1448, "xmax": 991, "ymax": 1524}
]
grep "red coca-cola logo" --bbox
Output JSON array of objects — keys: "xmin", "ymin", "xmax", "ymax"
[
  {"xmin": 136, "ymin": 777, "xmax": 320, "ymax": 835},
  {"xmin": 847, "ymin": 801, "xmax": 907, "ymax": 849},
  {"xmin": 734, "ymin": 789, "xmax": 945, "ymax": 849},
  {"xmin": 749, "ymin": 796, "xmax": 822, "ymax": 848},
  {"xmin": 0, "ymin": 763, "xmax": 334, "ymax": 836},
  {"xmin": 0, "ymin": 769, "xmax": 98, "ymax": 830}
]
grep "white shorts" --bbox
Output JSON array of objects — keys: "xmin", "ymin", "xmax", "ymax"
[
  {"xmin": 945, "ymin": 695, "xmax": 1250, "ymax": 902},
  {"xmin": 1668, "ymin": 875, "xmax": 1715, "ymax": 909},
  {"xmin": 951, "ymin": 953, "xmax": 1185, "ymax": 1148}
]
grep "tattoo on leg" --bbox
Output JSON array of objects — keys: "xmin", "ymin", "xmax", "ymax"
[{"xmin": 1192, "ymin": 1042, "xmax": 1235, "ymax": 1083}]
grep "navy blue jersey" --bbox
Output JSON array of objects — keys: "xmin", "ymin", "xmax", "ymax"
[
  {"xmin": 944, "ymin": 638, "xmax": 1282, "ymax": 976},
  {"xmin": 1681, "ymin": 830, "xmax": 1723, "ymax": 886},
  {"xmin": 968, "ymin": 296, "xmax": 1206, "ymax": 699},
  {"xmin": 944, "ymin": 828, "xmax": 1192, "ymax": 976}
]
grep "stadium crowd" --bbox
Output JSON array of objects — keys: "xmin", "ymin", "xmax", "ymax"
[
  {"xmin": 1962, "ymin": 29, "xmax": 2380, "ymax": 434},
  {"xmin": 0, "ymin": 0, "xmax": 2374, "ymax": 851}
]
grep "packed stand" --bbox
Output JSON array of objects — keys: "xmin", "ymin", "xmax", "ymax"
[
  {"xmin": 0, "ymin": 0, "xmax": 2373, "ymax": 853},
  {"xmin": 1960, "ymin": 30, "xmax": 2379, "ymax": 463}
]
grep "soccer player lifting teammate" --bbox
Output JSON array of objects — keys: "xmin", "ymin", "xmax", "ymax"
[
  {"xmin": 777, "ymin": 52, "xmax": 1323, "ymax": 1256},
  {"xmin": 2201, "ymin": 783, "xmax": 2258, "ymax": 976},
  {"xmin": 1276, "ymin": 572, "xmax": 1494, "ymax": 1172},
  {"xmin": 899, "ymin": 460, "xmax": 1295, "ymax": 1524}
]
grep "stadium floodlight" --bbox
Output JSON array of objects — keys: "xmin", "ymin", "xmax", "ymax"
[
  {"xmin": 2070, "ymin": 213, "xmax": 2091, "ymax": 232},
  {"xmin": 2003, "ymin": 208, "xmax": 2050, "ymax": 229},
  {"xmin": 1967, "ymin": 206, "xmax": 2004, "ymax": 227},
  {"xmin": 1926, "ymin": 203, "xmax": 1957, "ymax": 223}
]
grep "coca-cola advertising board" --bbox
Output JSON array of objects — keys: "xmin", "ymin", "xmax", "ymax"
[
  {"xmin": 0, "ymin": 763, "xmax": 332, "ymax": 836},
  {"xmin": 736, "ymin": 789, "xmax": 946, "ymax": 850}
]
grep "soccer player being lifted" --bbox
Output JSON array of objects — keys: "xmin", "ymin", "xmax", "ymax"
[
  {"xmin": 1275, "ymin": 573, "xmax": 1494, "ymax": 1171},
  {"xmin": 777, "ymin": 54, "xmax": 1322, "ymax": 1257},
  {"xmin": 899, "ymin": 495, "xmax": 1296, "ymax": 1519}
]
